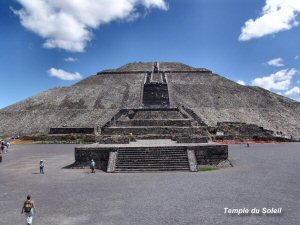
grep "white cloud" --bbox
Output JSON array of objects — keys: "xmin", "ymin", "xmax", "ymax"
[
  {"xmin": 64, "ymin": 57, "xmax": 78, "ymax": 62},
  {"xmin": 251, "ymin": 68, "xmax": 297, "ymax": 90},
  {"xmin": 237, "ymin": 80, "xmax": 246, "ymax": 85},
  {"xmin": 48, "ymin": 68, "xmax": 82, "ymax": 80},
  {"xmin": 239, "ymin": 0, "xmax": 300, "ymax": 41},
  {"xmin": 13, "ymin": 0, "xmax": 168, "ymax": 52},
  {"xmin": 285, "ymin": 86, "xmax": 300, "ymax": 95},
  {"xmin": 267, "ymin": 58, "xmax": 284, "ymax": 67},
  {"xmin": 292, "ymin": 98, "xmax": 300, "ymax": 102}
]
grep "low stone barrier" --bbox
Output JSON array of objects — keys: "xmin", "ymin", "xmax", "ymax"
[
  {"xmin": 21, "ymin": 134, "xmax": 96, "ymax": 143},
  {"xmin": 50, "ymin": 127, "xmax": 95, "ymax": 134},
  {"xmin": 74, "ymin": 147, "xmax": 113, "ymax": 171},
  {"xmin": 102, "ymin": 126, "xmax": 207, "ymax": 135},
  {"xmin": 213, "ymin": 135, "xmax": 295, "ymax": 142},
  {"xmin": 116, "ymin": 119, "xmax": 192, "ymax": 127},
  {"xmin": 74, "ymin": 143, "xmax": 228, "ymax": 172},
  {"xmin": 192, "ymin": 145, "xmax": 228, "ymax": 165},
  {"xmin": 96, "ymin": 135, "xmax": 130, "ymax": 144},
  {"xmin": 175, "ymin": 136, "xmax": 208, "ymax": 143}
]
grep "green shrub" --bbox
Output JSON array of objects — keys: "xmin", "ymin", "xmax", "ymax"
[{"xmin": 198, "ymin": 165, "xmax": 219, "ymax": 172}]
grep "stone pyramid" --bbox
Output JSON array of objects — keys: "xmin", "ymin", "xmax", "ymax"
[{"xmin": 0, "ymin": 62, "xmax": 299, "ymax": 138}]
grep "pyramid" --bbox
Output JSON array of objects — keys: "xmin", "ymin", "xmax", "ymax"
[{"xmin": 1, "ymin": 62, "xmax": 299, "ymax": 138}]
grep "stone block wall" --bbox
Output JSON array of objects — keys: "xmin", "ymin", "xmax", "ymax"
[
  {"xmin": 175, "ymin": 136, "xmax": 209, "ymax": 143},
  {"xmin": 21, "ymin": 134, "xmax": 96, "ymax": 143},
  {"xmin": 102, "ymin": 126, "xmax": 207, "ymax": 135},
  {"xmin": 50, "ymin": 127, "xmax": 95, "ymax": 134},
  {"xmin": 74, "ymin": 148, "xmax": 113, "ymax": 171},
  {"xmin": 116, "ymin": 119, "xmax": 192, "ymax": 127},
  {"xmin": 74, "ymin": 144, "xmax": 228, "ymax": 172},
  {"xmin": 215, "ymin": 122, "xmax": 274, "ymax": 137},
  {"xmin": 191, "ymin": 145, "xmax": 228, "ymax": 165},
  {"xmin": 96, "ymin": 135, "xmax": 130, "ymax": 144}
]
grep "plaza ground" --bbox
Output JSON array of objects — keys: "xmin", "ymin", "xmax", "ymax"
[{"xmin": 0, "ymin": 143, "xmax": 299, "ymax": 225}]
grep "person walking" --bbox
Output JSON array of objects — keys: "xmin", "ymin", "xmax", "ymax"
[
  {"xmin": 4, "ymin": 141, "xmax": 10, "ymax": 153},
  {"xmin": 39, "ymin": 160, "xmax": 44, "ymax": 174},
  {"xmin": 0, "ymin": 140, "xmax": 4, "ymax": 154},
  {"xmin": 21, "ymin": 195, "xmax": 36, "ymax": 225},
  {"xmin": 90, "ymin": 159, "xmax": 96, "ymax": 173}
]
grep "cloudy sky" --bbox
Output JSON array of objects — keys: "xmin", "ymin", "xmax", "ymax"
[{"xmin": 1, "ymin": 0, "xmax": 300, "ymax": 109}]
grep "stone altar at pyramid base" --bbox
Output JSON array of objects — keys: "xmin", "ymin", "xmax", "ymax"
[{"xmin": 74, "ymin": 140, "xmax": 228, "ymax": 172}]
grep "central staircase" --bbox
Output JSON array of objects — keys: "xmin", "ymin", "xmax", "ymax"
[
  {"xmin": 115, "ymin": 146, "xmax": 190, "ymax": 172},
  {"xmin": 142, "ymin": 69, "xmax": 169, "ymax": 108},
  {"xmin": 100, "ymin": 62, "xmax": 207, "ymax": 172}
]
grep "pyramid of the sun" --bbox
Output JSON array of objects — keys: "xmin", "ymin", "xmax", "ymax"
[{"xmin": 1, "ymin": 62, "xmax": 300, "ymax": 137}]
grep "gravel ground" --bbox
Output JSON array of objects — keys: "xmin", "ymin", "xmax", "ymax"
[{"xmin": 0, "ymin": 143, "xmax": 299, "ymax": 225}]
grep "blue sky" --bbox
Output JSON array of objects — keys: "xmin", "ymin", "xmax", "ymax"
[{"xmin": 1, "ymin": 0, "xmax": 300, "ymax": 109}]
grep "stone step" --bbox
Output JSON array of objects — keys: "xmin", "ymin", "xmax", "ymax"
[
  {"xmin": 117, "ymin": 148, "xmax": 186, "ymax": 151},
  {"xmin": 116, "ymin": 159, "xmax": 189, "ymax": 162},
  {"xmin": 175, "ymin": 136, "xmax": 209, "ymax": 143},
  {"xmin": 102, "ymin": 126, "xmax": 206, "ymax": 135},
  {"xmin": 150, "ymin": 72, "xmax": 163, "ymax": 83},
  {"xmin": 132, "ymin": 110, "xmax": 184, "ymax": 120},
  {"xmin": 115, "ymin": 165, "xmax": 189, "ymax": 168},
  {"xmin": 117, "ymin": 153, "xmax": 187, "ymax": 156},
  {"xmin": 117, "ymin": 152, "xmax": 187, "ymax": 154},
  {"xmin": 142, "ymin": 82, "xmax": 170, "ymax": 107},
  {"xmin": 116, "ymin": 164, "xmax": 189, "ymax": 167},
  {"xmin": 118, "ymin": 153, "xmax": 186, "ymax": 158},
  {"xmin": 135, "ymin": 135, "xmax": 173, "ymax": 139},
  {"xmin": 117, "ymin": 152, "xmax": 187, "ymax": 155},
  {"xmin": 117, "ymin": 156, "xmax": 187, "ymax": 158},
  {"xmin": 117, "ymin": 154, "xmax": 187, "ymax": 157},
  {"xmin": 117, "ymin": 150, "xmax": 187, "ymax": 154},
  {"xmin": 116, "ymin": 119, "xmax": 192, "ymax": 127},
  {"xmin": 116, "ymin": 168, "xmax": 189, "ymax": 170},
  {"xmin": 115, "ymin": 169, "xmax": 190, "ymax": 172},
  {"xmin": 116, "ymin": 162, "xmax": 188, "ymax": 167},
  {"xmin": 117, "ymin": 146, "xmax": 184, "ymax": 149},
  {"xmin": 115, "ymin": 145, "xmax": 190, "ymax": 172},
  {"xmin": 117, "ymin": 149, "xmax": 186, "ymax": 152}
]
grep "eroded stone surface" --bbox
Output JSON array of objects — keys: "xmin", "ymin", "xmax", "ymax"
[{"xmin": 1, "ymin": 62, "xmax": 299, "ymax": 138}]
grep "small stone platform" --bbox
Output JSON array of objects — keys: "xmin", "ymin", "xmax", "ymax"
[{"xmin": 74, "ymin": 139, "xmax": 228, "ymax": 172}]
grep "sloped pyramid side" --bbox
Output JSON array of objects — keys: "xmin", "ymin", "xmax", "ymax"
[
  {"xmin": 0, "ymin": 62, "xmax": 300, "ymax": 137},
  {"xmin": 167, "ymin": 72, "xmax": 300, "ymax": 137},
  {"xmin": 0, "ymin": 72, "xmax": 146, "ymax": 135}
]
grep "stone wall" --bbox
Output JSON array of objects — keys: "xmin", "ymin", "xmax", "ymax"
[
  {"xmin": 215, "ymin": 122, "xmax": 273, "ymax": 137},
  {"xmin": 116, "ymin": 119, "xmax": 192, "ymax": 127},
  {"xmin": 74, "ymin": 147, "xmax": 113, "ymax": 171},
  {"xmin": 21, "ymin": 134, "xmax": 96, "ymax": 144},
  {"xmin": 50, "ymin": 127, "xmax": 95, "ymax": 134},
  {"xmin": 102, "ymin": 126, "xmax": 208, "ymax": 135},
  {"xmin": 96, "ymin": 135, "xmax": 130, "ymax": 144},
  {"xmin": 174, "ymin": 136, "xmax": 208, "ymax": 143},
  {"xmin": 192, "ymin": 145, "xmax": 228, "ymax": 165},
  {"xmin": 132, "ymin": 109, "xmax": 185, "ymax": 119},
  {"xmin": 74, "ymin": 144, "xmax": 228, "ymax": 171}
]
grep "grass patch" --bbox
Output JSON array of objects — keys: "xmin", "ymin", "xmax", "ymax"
[{"xmin": 197, "ymin": 165, "xmax": 220, "ymax": 172}]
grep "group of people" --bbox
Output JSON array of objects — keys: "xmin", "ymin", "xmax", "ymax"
[{"xmin": 0, "ymin": 140, "xmax": 10, "ymax": 162}]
